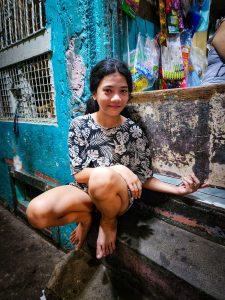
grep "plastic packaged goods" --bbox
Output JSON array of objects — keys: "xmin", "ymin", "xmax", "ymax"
[
  {"xmin": 122, "ymin": 0, "xmax": 212, "ymax": 90},
  {"xmin": 166, "ymin": 0, "xmax": 172, "ymax": 14},
  {"xmin": 167, "ymin": 10, "xmax": 179, "ymax": 34},
  {"xmin": 181, "ymin": 0, "xmax": 191, "ymax": 17},
  {"xmin": 187, "ymin": 45, "xmax": 207, "ymax": 86},
  {"xmin": 191, "ymin": 0, "xmax": 211, "ymax": 32},
  {"xmin": 186, "ymin": 9, "xmax": 201, "ymax": 36},
  {"xmin": 159, "ymin": 0, "xmax": 168, "ymax": 45},
  {"xmin": 173, "ymin": 0, "xmax": 181, "ymax": 11},
  {"xmin": 121, "ymin": 0, "xmax": 140, "ymax": 18},
  {"xmin": 126, "ymin": 0, "xmax": 140, "ymax": 12},
  {"xmin": 131, "ymin": 33, "xmax": 160, "ymax": 92},
  {"xmin": 161, "ymin": 34, "xmax": 184, "ymax": 81},
  {"xmin": 180, "ymin": 29, "xmax": 192, "ymax": 86}
]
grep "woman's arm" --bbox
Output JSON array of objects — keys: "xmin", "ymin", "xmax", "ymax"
[
  {"xmin": 143, "ymin": 174, "xmax": 208, "ymax": 196},
  {"xmin": 212, "ymin": 20, "xmax": 225, "ymax": 61}
]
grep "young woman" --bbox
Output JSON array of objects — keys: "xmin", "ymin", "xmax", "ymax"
[{"xmin": 26, "ymin": 58, "xmax": 207, "ymax": 259}]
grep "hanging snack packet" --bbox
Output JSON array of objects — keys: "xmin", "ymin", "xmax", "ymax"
[
  {"xmin": 181, "ymin": 0, "xmax": 191, "ymax": 17},
  {"xmin": 126, "ymin": 0, "xmax": 140, "ymax": 12},
  {"xmin": 132, "ymin": 33, "xmax": 160, "ymax": 92},
  {"xmin": 121, "ymin": 0, "xmax": 140, "ymax": 18},
  {"xmin": 158, "ymin": 0, "xmax": 168, "ymax": 45},
  {"xmin": 173, "ymin": 0, "xmax": 181, "ymax": 10},
  {"xmin": 167, "ymin": 10, "xmax": 179, "ymax": 34},
  {"xmin": 161, "ymin": 34, "xmax": 184, "ymax": 80},
  {"xmin": 180, "ymin": 29, "xmax": 192, "ymax": 80},
  {"xmin": 166, "ymin": 0, "xmax": 172, "ymax": 14},
  {"xmin": 178, "ymin": 9, "xmax": 184, "ymax": 30},
  {"xmin": 186, "ymin": 9, "xmax": 201, "ymax": 36},
  {"xmin": 189, "ymin": 45, "xmax": 207, "ymax": 80}
]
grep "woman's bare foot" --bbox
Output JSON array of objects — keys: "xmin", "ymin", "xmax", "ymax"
[
  {"xmin": 70, "ymin": 214, "xmax": 92, "ymax": 250},
  {"xmin": 96, "ymin": 217, "xmax": 117, "ymax": 259}
]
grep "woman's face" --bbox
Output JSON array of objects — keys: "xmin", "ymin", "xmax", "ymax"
[{"xmin": 93, "ymin": 72, "xmax": 129, "ymax": 117}]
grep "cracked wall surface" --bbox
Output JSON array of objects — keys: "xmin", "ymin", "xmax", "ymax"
[{"xmin": 129, "ymin": 84, "xmax": 225, "ymax": 188}]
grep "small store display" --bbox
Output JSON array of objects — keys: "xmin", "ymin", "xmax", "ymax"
[
  {"xmin": 131, "ymin": 33, "xmax": 160, "ymax": 92},
  {"xmin": 122, "ymin": 0, "xmax": 212, "ymax": 91}
]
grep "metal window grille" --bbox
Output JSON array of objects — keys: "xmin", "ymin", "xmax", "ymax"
[
  {"xmin": 0, "ymin": 0, "xmax": 46, "ymax": 51},
  {"xmin": 0, "ymin": 53, "xmax": 56, "ymax": 123}
]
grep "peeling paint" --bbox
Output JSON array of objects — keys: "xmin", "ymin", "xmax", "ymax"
[
  {"xmin": 34, "ymin": 171, "xmax": 60, "ymax": 185},
  {"xmin": 153, "ymin": 207, "xmax": 225, "ymax": 240},
  {"xmin": 129, "ymin": 85, "xmax": 225, "ymax": 187},
  {"xmin": 13, "ymin": 155, "xmax": 22, "ymax": 171},
  {"xmin": 66, "ymin": 38, "xmax": 86, "ymax": 98}
]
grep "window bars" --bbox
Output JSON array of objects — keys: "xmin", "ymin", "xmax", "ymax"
[
  {"xmin": 0, "ymin": 0, "xmax": 46, "ymax": 51},
  {"xmin": 0, "ymin": 53, "xmax": 56, "ymax": 123}
]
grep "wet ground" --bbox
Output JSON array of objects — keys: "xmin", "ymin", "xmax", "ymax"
[{"xmin": 0, "ymin": 203, "xmax": 65, "ymax": 300}]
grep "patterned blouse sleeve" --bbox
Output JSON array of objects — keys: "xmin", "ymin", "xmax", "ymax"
[{"xmin": 68, "ymin": 118, "xmax": 90, "ymax": 175}]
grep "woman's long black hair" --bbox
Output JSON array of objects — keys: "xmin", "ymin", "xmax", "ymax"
[{"xmin": 85, "ymin": 58, "xmax": 133, "ymax": 117}]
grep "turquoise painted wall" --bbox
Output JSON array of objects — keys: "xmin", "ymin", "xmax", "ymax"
[{"xmin": 0, "ymin": 0, "xmax": 121, "ymax": 249}]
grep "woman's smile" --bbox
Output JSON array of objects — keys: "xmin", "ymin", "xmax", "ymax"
[{"xmin": 108, "ymin": 104, "xmax": 121, "ymax": 108}]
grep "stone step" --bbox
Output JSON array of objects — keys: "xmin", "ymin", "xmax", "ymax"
[
  {"xmin": 86, "ymin": 209, "xmax": 225, "ymax": 300},
  {"xmin": 46, "ymin": 208, "xmax": 225, "ymax": 299},
  {"xmin": 45, "ymin": 248, "xmax": 151, "ymax": 300}
]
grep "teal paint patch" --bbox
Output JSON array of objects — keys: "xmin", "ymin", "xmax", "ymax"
[
  {"xmin": 122, "ymin": 16, "xmax": 159, "ymax": 55},
  {"xmin": 59, "ymin": 224, "xmax": 76, "ymax": 251},
  {"xmin": 0, "ymin": 160, "xmax": 14, "ymax": 208}
]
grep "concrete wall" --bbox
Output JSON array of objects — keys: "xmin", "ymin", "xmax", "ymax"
[
  {"xmin": 0, "ymin": 0, "xmax": 121, "ymax": 248},
  {"xmin": 129, "ymin": 84, "xmax": 225, "ymax": 188}
]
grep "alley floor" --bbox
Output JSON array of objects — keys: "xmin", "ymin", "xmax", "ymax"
[{"xmin": 0, "ymin": 203, "xmax": 65, "ymax": 300}]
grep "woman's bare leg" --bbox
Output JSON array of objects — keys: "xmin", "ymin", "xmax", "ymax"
[
  {"xmin": 26, "ymin": 185, "xmax": 93, "ymax": 250},
  {"xmin": 88, "ymin": 167, "xmax": 129, "ymax": 259}
]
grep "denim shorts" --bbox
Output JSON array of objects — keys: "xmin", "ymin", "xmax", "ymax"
[{"xmin": 126, "ymin": 187, "xmax": 135, "ymax": 211}]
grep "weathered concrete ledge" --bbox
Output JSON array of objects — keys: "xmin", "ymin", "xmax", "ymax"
[
  {"xmin": 46, "ymin": 206, "xmax": 225, "ymax": 300},
  {"xmin": 128, "ymin": 83, "xmax": 225, "ymax": 188},
  {"xmin": 86, "ymin": 207, "xmax": 225, "ymax": 300},
  {"xmin": 139, "ymin": 189, "xmax": 225, "ymax": 246}
]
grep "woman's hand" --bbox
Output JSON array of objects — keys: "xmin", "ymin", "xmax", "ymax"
[
  {"xmin": 110, "ymin": 165, "xmax": 142, "ymax": 199},
  {"xmin": 176, "ymin": 174, "xmax": 209, "ymax": 196}
]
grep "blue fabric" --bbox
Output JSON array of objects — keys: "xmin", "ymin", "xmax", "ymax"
[
  {"xmin": 191, "ymin": 0, "xmax": 211, "ymax": 32},
  {"xmin": 201, "ymin": 48, "xmax": 225, "ymax": 85}
]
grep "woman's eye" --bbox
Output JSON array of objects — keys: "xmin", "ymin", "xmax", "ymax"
[
  {"xmin": 104, "ymin": 89, "xmax": 111, "ymax": 93},
  {"xmin": 121, "ymin": 90, "xmax": 128, "ymax": 94}
]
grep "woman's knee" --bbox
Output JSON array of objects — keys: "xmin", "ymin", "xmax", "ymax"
[
  {"xmin": 26, "ymin": 200, "xmax": 49, "ymax": 229},
  {"xmin": 89, "ymin": 167, "xmax": 118, "ymax": 198}
]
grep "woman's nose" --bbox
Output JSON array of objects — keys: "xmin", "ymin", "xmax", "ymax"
[{"xmin": 111, "ymin": 94, "xmax": 121, "ymax": 101}]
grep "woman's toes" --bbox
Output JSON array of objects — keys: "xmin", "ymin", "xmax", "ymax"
[{"xmin": 96, "ymin": 244, "xmax": 104, "ymax": 259}]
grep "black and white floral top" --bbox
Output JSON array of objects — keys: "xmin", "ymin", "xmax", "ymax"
[{"xmin": 68, "ymin": 114, "xmax": 153, "ymax": 190}]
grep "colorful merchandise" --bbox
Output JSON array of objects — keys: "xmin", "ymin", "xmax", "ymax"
[
  {"xmin": 159, "ymin": 0, "xmax": 168, "ymax": 45},
  {"xmin": 167, "ymin": 10, "xmax": 179, "ymax": 34},
  {"xmin": 191, "ymin": 0, "xmax": 211, "ymax": 32},
  {"xmin": 132, "ymin": 33, "xmax": 160, "ymax": 92},
  {"xmin": 121, "ymin": 0, "xmax": 140, "ymax": 18},
  {"xmin": 166, "ymin": 0, "xmax": 172, "ymax": 14},
  {"xmin": 180, "ymin": 29, "xmax": 192, "ymax": 86},
  {"xmin": 123, "ymin": 0, "xmax": 210, "ymax": 90},
  {"xmin": 161, "ymin": 35, "xmax": 184, "ymax": 80}
]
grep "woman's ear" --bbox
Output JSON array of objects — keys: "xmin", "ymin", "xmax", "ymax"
[{"xmin": 92, "ymin": 93, "xmax": 97, "ymax": 101}]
